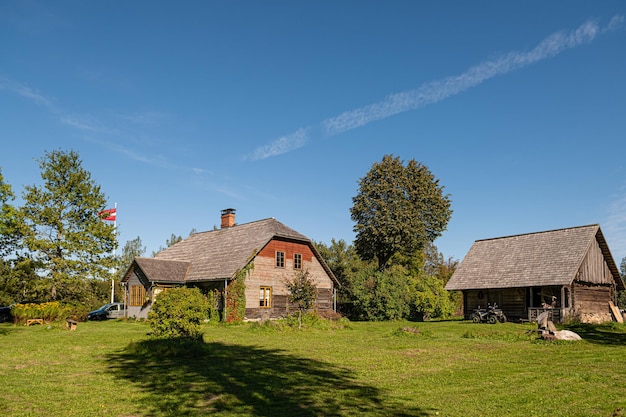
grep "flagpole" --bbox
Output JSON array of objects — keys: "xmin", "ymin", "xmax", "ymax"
[{"xmin": 111, "ymin": 202, "xmax": 117, "ymax": 303}]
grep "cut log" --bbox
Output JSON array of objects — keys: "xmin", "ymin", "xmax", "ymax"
[{"xmin": 609, "ymin": 301, "xmax": 623, "ymax": 323}]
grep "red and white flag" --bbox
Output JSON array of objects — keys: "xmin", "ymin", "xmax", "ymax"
[{"xmin": 99, "ymin": 208, "xmax": 116, "ymax": 221}]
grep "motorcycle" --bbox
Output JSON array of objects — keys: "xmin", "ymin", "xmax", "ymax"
[{"xmin": 471, "ymin": 303, "xmax": 507, "ymax": 324}]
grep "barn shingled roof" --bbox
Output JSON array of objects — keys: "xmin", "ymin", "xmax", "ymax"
[
  {"xmin": 445, "ymin": 224, "xmax": 624, "ymax": 291},
  {"xmin": 150, "ymin": 217, "xmax": 313, "ymax": 282}
]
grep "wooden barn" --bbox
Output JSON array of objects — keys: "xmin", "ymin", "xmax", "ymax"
[
  {"xmin": 445, "ymin": 224, "xmax": 624, "ymax": 323},
  {"xmin": 122, "ymin": 209, "xmax": 338, "ymax": 320}
]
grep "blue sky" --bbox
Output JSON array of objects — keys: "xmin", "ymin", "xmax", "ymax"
[{"xmin": 2, "ymin": 1, "xmax": 626, "ymax": 264}]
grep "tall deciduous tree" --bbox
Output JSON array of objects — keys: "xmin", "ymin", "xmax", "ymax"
[
  {"xmin": 151, "ymin": 230, "xmax": 195, "ymax": 256},
  {"xmin": 351, "ymin": 155, "xmax": 452, "ymax": 271},
  {"xmin": 20, "ymin": 150, "xmax": 116, "ymax": 301},
  {"xmin": 314, "ymin": 239, "xmax": 363, "ymax": 288}
]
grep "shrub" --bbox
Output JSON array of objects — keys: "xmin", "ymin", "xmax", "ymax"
[
  {"xmin": 64, "ymin": 302, "xmax": 90, "ymax": 321},
  {"xmin": 148, "ymin": 287, "xmax": 209, "ymax": 340},
  {"xmin": 247, "ymin": 312, "xmax": 351, "ymax": 331},
  {"xmin": 11, "ymin": 302, "xmax": 75, "ymax": 324},
  {"xmin": 284, "ymin": 269, "xmax": 317, "ymax": 329}
]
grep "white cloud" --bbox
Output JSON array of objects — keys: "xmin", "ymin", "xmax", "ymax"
[
  {"xmin": 0, "ymin": 75, "xmax": 176, "ymax": 168},
  {"xmin": 0, "ymin": 76, "xmax": 56, "ymax": 110},
  {"xmin": 323, "ymin": 17, "xmax": 611, "ymax": 136},
  {"xmin": 247, "ymin": 128, "xmax": 310, "ymax": 161},
  {"xmin": 249, "ymin": 15, "xmax": 623, "ymax": 160},
  {"xmin": 192, "ymin": 167, "xmax": 212, "ymax": 175},
  {"xmin": 60, "ymin": 115, "xmax": 105, "ymax": 132},
  {"xmin": 607, "ymin": 15, "xmax": 625, "ymax": 32}
]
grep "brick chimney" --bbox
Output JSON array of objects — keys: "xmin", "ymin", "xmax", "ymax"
[{"xmin": 220, "ymin": 208, "xmax": 236, "ymax": 228}]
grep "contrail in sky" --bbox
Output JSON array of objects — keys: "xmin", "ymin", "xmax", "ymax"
[{"xmin": 248, "ymin": 15, "xmax": 623, "ymax": 161}]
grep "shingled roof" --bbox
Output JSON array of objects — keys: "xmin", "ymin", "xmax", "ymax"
[
  {"xmin": 126, "ymin": 217, "xmax": 330, "ymax": 284},
  {"xmin": 133, "ymin": 257, "xmax": 190, "ymax": 284},
  {"xmin": 445, "ymin": 224, "xmax": 624, "ymax": 291}
]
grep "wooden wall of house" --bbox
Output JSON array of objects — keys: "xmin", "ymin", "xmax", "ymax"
[
  {"xmin": 463, "ymin": 289, "xmax": 526, "ymax": 320},
  {"xmin": 576, "ymin": 237, "xmax": 616, "ymax": 286},
  {"xmin": 244, "ymin": 238, "xmax": 335, "ymax": 319},
  {"xmin": 245, "ymin": 289, "xmax": 334, "ymax": 320},
  {"xmin": 123, "ymin": 272, "xmax": 151, "ymax": 320}
]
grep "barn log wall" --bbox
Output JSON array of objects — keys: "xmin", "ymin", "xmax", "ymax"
[
  {"xmin": 576, "ymin": 238, "xmax": 615, "ymax": 286},
  {"xmin": 569, "ymin": 237, "xmax": 617, "ymax": 323},
  {"xmin": 571, "ymin": 283, "xmax": 612, "ymax": 323}
]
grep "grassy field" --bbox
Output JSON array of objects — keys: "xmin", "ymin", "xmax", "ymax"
[{"xmin": 1, "ymin": 318, "xmax": 625, "ymax": 417}]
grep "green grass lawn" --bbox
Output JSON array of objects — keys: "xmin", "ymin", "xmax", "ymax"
[{"xmin": 1, "ymin": 319, "xmax": 625, "ymax": 417}]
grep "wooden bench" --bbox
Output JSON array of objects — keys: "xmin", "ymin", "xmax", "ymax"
[
  {"xmin": 66, "ymin": 319, "xmax": 78, "ymax": 331},
  {"xmin": 26, "ymin": 318, "xmax": 44, "ymax": 326}
]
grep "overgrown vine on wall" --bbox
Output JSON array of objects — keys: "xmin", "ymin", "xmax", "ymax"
[
  {"xmin": 226, "ymin": 257, "xmax": 254, "ymax": 323},
  {"xmin": 206, "ymin": 288, "xmax": 221, "ymax": 323}
]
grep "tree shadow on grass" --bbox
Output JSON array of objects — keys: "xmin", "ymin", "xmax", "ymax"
[
  {"xmin": 106, "ymin": 338, "xmax": 429, "ymax": 417},
  {"xmin": 564, "ymin": 323, "xmax": 626, "ymax": 346}
]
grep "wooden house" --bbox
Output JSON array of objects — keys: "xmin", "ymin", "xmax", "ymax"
[
  {"xmin": 122, "ymin": 209, "xmax": 339, "ymax": 320},
  {"xmin": 444, "ymin": 224, "xmax": 624, "ymax": 323}
]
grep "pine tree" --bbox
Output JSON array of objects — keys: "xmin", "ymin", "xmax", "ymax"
[{"xmin": 20, "ymin": 150, "xmax": 116, "ymax": 301}]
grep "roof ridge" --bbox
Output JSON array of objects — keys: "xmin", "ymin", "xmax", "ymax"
[
  {"xmin": 475, "ymin": 224, "xmax": 599, "ymax": 242},
  {"xmin": 189, "ymin": 217, "xmax": 279, "ymax": 236}
]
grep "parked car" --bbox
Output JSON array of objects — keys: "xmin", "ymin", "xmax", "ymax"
[
  {"xmin": 0, "ymin": 306, "xmax": 12, "ymax": 323},
  {"xmin": 87, "ymin": 302, "xmax": 126, "ymax": 320}
]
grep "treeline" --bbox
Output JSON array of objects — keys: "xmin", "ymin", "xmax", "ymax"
[{"xmin": 316, "ymin": 239, "xmax": 460, "ymax": 320}]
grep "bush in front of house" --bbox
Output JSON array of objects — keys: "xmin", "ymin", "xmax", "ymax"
[{"xmin": 148, "ymin": 287, "xmax": 209, "ymax": 340}]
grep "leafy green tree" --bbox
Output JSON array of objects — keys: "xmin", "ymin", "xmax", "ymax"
[
  {"xmin": 0, "ymin": 168, "xmax": 21, "ymax": 258},
  {"xmin": 0, "ymin": 257, "xmax": 40, "ymax": 305},
  {"xmin": 284, "ymin": 269, "xmax": 317, "ymax": 329},
  {"xmin": 618, "ymin": 257, "xmax": 626, "ymax": 308},
  {"xmin": 351, "ymin": 155, "xmax": 452, "ymax": 271},
  {"xmin": 118, "ymin": 236, "xmax": 146, "ymax": 276},
  {"xmin": 392, "ymin": 245, "xmax": 457, "ymax": 320},
  {"xmin": 410, "ymin": 273, "xmax": 454, "ymax": 320},
  {"xmin": 0, "ymin": 169, "xmax": 32, "ymax": 304},
  {"xmin": 347, "ymin": 264, "xmax": 412, "ymax": 321},
  {"xmin": 423, "ymin": 242, "xmax": 458, "ymax": 284},
  {"xmin": 314, "ymin": 239, "xmax": 361, "ymax": 287},
  {"xmin": 314, "ymin": 239, "xmax": 369, "ymax": 318},
  {"xmin": 151, "ymin": 230, "xmax": 195, "ymax": 256},
  {"xmin": 19, "ymin": 150, "xmax": 117, "ymax": 302},
  {"xmin": 149, "ymin": 287, "xmax": 209, "ymax": 339}
]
